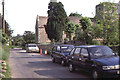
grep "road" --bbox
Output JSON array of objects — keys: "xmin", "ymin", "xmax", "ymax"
[{"xmin": 9, "ymin": 48, "xmax": 91, "ymax": 79}]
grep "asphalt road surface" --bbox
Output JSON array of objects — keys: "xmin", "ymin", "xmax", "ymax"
[{"xmin": 9, "ymin": 48, "xmax": 91, "ymax": 79}]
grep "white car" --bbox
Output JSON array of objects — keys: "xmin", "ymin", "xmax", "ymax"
[{"xmin": 26, "ymin": 44, "xmax": 39, "ymax": 53}]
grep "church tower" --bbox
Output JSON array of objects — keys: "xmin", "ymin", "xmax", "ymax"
[{"xmin": 50, "ymin": 0, "xmax": 57, "ymax": 2}]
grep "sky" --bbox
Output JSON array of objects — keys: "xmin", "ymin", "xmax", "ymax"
[{"xmin": 0, "ymin": 0, "xmax": 119, "ymax": 36}]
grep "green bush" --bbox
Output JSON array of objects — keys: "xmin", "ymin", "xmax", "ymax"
[{"xmin": 0, "ymin": 44, "xmax": 9, "ymax": 60}]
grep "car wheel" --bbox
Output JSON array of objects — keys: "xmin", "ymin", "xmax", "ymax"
[
  {"xmin": 69, "ymin": 63, "xmax": 75, "ymax": 72},
  {"xmin": 92, "ymin": 70, "xmax": 99, "ymax": 80},
  {"xmin": 61, "ymin": 60, "xmax": 65, "ymax": 66},
  {"xmin": 52, "ymin": 57, "xmax": 55, "ymax": 63}
]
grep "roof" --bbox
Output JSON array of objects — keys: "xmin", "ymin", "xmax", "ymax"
[
  {"xmin": 75, "ymin": 45, "xmax": 107, "ymax": 48},
  {"xmin": 68, "ymin": 16, "xmax": 81, "ymax": 24},
  {"xmin": 55, "ymin": 44, "xmax": 74, "ymax": 47}
]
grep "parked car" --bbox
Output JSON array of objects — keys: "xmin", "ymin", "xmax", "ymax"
[
  {"xmin": 51, "ymin": 45, "xmax": 74, "ymax": 66},
  {"xmin": 67, "ymin": 45, "xmax": 119, "ymax": 79},
  {"xmin": 26, "ymin": 44, "xmax": 39, "ymax": 53}
]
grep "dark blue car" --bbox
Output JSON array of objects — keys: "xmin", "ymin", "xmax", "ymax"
[
  {"xmin": 67, "ymin": 45, "xmax": 119, "ymax": 79},
  {"xmin": 51, "ymin": 45, "xmax": 74, "ymax": 66}
]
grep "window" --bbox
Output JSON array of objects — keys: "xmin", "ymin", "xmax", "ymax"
[
  {"xmin": 80, "ymin": 48, "xmax": 88, "ymax": 57},
  {"xmin": 74, "ymin": 48, "xmax": 81, "ymax": 56},
  {"xmin": 70, "ymin": 48, "xmax": 75, "ymax": 55}
]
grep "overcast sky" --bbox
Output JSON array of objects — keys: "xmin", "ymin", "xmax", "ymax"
[{"xmin": 0, "ymin": 0, "xmax": 119, "ymax": 36}]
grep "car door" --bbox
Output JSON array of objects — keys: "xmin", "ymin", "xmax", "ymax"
[
  {"xmin": 52, "ymin": 46, "xmax": 57, "ymax": 58},
  {"xmin": 67, "ymin": 48, "xmax": 75, "ymax": 63},
  {"xmin": 55, "ymin": 46, "xmax": 61, "ymax": 62},
  {"xmin": 79, "ymin": 48, "xmax": 92, "ymax": 70},
  {"xmin": 72, "ymin": 48, "xmax": 81, "ymax": 68}
]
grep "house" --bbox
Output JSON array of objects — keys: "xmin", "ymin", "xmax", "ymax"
[
  {"xmin": 35, "ymin": 2, "xmax": 119, "ymax": 44},
  {"xmin": 35, "ymin": 16, "xmax": 81, "ymax": 43}
]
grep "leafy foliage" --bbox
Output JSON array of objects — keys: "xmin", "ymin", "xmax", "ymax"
[
  {"xmin": 23, "ymin": 31, "xmax": 35, "ymax": 44},
  {"xmin": 65, "ymin": 22, "xmax": 80, "ymax": 40},
  {"xmin": 69, "ymin": 12, "xmax": 82, "ymax": 17},
  {"xmin": 77, "ymin": 17, "xmax": 92, "ymax": 44},
  {"xmin": 45, "ymin": 2, "xmax": 68, "ymax": 42},
  {"xmin": 80, "ymin": 17, "xmax": 91, "ymax": 31},
  {"xmin": 13, "ymin": 34, "xmax": 25, "ymax": 46},
  {"xmin": 0, "ymin": 29, "xmax": 8, "ymax": 44},
  {"xmin": 93, "ymin": 2, "xmax": 119, "ymax": 46}
]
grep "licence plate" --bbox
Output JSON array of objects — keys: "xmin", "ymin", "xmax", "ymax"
[{"xmin": 117, "ymin": 70, "xmax": 119, "ymax": 74}]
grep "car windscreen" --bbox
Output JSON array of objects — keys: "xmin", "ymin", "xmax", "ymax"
[
  {"xmin": 61, "ymin": 46, "xmax": 74, "ymax": 53},
  {"xmin": 28, "ymin": 45, "xmax": 37, "ymax": 47},
  {"xmin": 88, "ymin": 46, "xmax": 115, "ymax": 58}
]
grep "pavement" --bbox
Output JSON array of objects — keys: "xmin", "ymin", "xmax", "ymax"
[{"xmin": 9, "ymin": 48, "xmax": 91, "ymax": 79}]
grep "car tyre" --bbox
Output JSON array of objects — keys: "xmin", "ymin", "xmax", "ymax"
[
  {"xmin": 92, "ymin": 70, "xmax": 99, "ymax": 80},
  {"xmin": 52, "ymin": 57, "xmax": 55, "ymax": 63},
  {"xmin": 68, "ymin": 63, "xmax": 75, "ymax": 72}
]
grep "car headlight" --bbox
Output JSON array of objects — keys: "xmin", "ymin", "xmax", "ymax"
[
  {"xmin": 103, "ymin": 66, "xmax": 114, "ymax": 70},
  {"xmin": 103, "ymin": 65, "xmax": 120, "ymax": 70}
]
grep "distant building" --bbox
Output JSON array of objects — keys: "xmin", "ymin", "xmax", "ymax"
[{"xmin": 95, "ymin": 2, "xmax": 119, "ymax": 19}]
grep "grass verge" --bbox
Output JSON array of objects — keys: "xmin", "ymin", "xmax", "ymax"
[{"xmin": 0, "ymin": 43, "xmax": 11, "ymax": 78}]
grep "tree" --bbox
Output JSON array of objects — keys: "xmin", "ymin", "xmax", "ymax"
[
  {"xmin": 0, "ymin": 29, "xmax": 8, "ymax": 44},
  {"xmin": 65, "ymin": 22, "xmax": 80, "ymax": 40},
  {"xmin": 78, "ymin": 17, "xmax": 92, "ymax": 44},
  {"xmin": 80, "ymin": 17, "xmax": 91, "ymax": 31},
  {"xmin": 23, "ymin": 31, "xmax": 35, "ymax": 44},
  {"xmin": 12, "ymin": 34, "xmax": 25, "ymax": 46},
  {"xmin": 69, "ymin": 12, "xmax": 82, "ymax": 17},
  {"xmin": 5, "ymin": 22, "xmax": 13, "ymax": 37},
  {"xmin": 45, "ymin": 2, "xmax": 68, "ymax": 42},
  {"xmin": 93, "ymin": 2, "xmax": 119, "ymax": 46}
]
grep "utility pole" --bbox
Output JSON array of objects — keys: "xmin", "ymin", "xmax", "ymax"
[
  {"xmin": 118, "ymin": 1, "xmax": 120, "ymax": 56},
  {"xmin": 2, "ymin": 0, "xmax": 5, "ymax": 33}
]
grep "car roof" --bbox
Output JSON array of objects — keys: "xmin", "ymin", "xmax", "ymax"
[
  {"xmin": 28, "ymin": 44, "xmax": 37, "ymax": 45},
  {"xmin": 75, "ymin": 45, "xmax": 107, "ymax": 48},
  {"xmin": 55, "ymin": 45, "xmax": 74, "ymax": 47}
]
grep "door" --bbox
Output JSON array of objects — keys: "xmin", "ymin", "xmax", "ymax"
[
  {"xmin": 72, "ymin": 48, "xmax": 81, "ymax": 68},
  {"xmin": 56, "ymin": 46, "xmax": 61, "ymax": 62},
  {"xmin": 80, "ymin": 48, "xmax": 92, "ymax": 70}
]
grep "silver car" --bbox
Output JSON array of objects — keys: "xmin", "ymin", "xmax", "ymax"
[{"xmin": 26, "ymin": 44, "xmax": 39, "ymax": 53}]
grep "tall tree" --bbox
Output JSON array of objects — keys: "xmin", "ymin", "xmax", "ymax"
[
  {"xmin": 23, "ymin": 31, "xmax": 35, "ymax": 44},
  {"xmin": 65, "ymin": 22, "xmax": 76, "ymax": 40},
  {"xmin": 80, "ymin": 17, "xmax": 91, "ymax": 31},
  {"xmin": 78, "ymin": 17, "xmax": 92, "ymax": 44},
  {"xmin": 45, "ymin": 2, "xmax": 68, "ymax": 42}
]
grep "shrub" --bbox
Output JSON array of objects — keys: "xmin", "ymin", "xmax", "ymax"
[{"xmin": 0, "ymin": 44, "xmax": 9, "ymax": 60}]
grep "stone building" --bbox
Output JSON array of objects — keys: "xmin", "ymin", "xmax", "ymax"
[
  {"xmin": 35, "ymin": 2, "xmax": 119, "ymax": 43},
  {"xmin": 35, "ymin": 16, "xmax": 81, "ymax": 43},
  {"xmin": 95, "ymin": 2, "xmax": 119, "ymax": 19},
  {"xmin": 35, "ymin": 16, "xmax": 51, "ymax": 43}
]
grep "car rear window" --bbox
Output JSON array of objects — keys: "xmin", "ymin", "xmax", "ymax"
[{"xmin": 28, "ymin": 45, "xmax": 37, "ymax": 47}]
